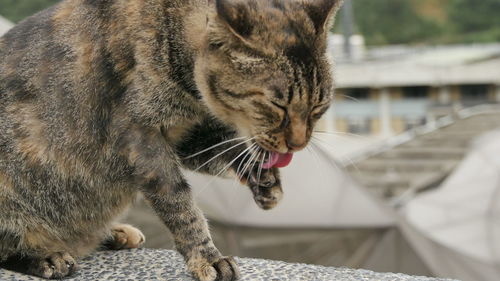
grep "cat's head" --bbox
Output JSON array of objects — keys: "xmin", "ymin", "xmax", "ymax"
[{"xmin": 195, "ymin": 0, "xmax": 341, "ymax": 167}]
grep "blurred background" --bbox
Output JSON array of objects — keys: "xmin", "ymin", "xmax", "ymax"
[{"xmin": 2, "ymin": 1, "xmax": 500, "ymax": 281}]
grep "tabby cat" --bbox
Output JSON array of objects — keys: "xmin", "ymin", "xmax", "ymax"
[{"xmin": 0, "ymin": 0, "xmax": 341, "ymax": 280}]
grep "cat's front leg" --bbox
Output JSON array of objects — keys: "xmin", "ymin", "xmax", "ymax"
[
  {"xmin": 123, "ymin": 127, "xmax": 240, "ymax": 281},
  {"xmin": 176, "ymin": 118, "xmax": 284, "ymax": 210}
]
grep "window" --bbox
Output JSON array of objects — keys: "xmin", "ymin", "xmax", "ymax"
[
  {"xmin": 343, "ymin": 88, "xmax": 370, "ymax": 100},
  {"xmin": 347, "ymin": 117, "xmax": 371, "ymax": 135},
  {"xmin": 403, "ymin": 86, "xmax": 429, "ymax": 99},
  {"xmin": 461, "ymin": 84, "xmax": 489, "ymax": 100},
  {"xmin": 460, "ymin": 84, "xmax": 490, "ymax": 107}
]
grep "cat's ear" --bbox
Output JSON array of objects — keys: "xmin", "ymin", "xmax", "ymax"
[
  {"xmin": 215, "ymin": 0, "xmax": 254, "ymax": 39},
  {"xmin": 304, "ymin": 0, "xmax": 343, "ymax": 35}
]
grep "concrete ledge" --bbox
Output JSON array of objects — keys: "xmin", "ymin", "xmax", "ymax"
[{"xmin": 0, "ymin": 249, "xmax": 459, "ymax": 280}]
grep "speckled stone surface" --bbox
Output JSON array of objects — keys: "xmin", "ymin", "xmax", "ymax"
[{"xmin": 0, "ymin": 249, "xmax": 459, "ymax": 281}]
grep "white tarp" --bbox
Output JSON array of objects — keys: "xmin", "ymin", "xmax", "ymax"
[
  {"xmin": 402, "ymin": 130, "xmax": 500, "ymax": 281},
  {"xmin": 186, "ymin": 136, "xmax": 394, "ymax": 228},
  {"xmin": 0, "ymin": 15, "xmax": 13, "ymax": 37}
]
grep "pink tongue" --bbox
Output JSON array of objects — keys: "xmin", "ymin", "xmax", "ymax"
[{"xmin": 262, "ymin": 152, "xmax": 294, "ymax": 169}]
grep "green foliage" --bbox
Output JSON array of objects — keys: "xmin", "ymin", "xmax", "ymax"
[
  {"xmin": 0, "ymin": 0, "xmax": 59, "ymax": 23},
  {"xmin": 448, "ymin": 0, "xmax": 500, "ymax": 33},
  {"xmin": 340, "ymin": 0, "xmax": 442, "ymax": 45},
  {"xmin": 334, "ymin": 0, "xmax": 500, "ymax": 46},
  {"xmin": 2, "ymin": 0, "xmax": 500, "ymax": 45}
]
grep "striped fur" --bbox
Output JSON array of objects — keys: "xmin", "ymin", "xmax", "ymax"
[
  {"xmin": 0, "ymin": 0, "xmax": 341, "ymax": 280},
  {"xmin": 196, "ymin": 0, "xmax": 341, "ymax": 153}
]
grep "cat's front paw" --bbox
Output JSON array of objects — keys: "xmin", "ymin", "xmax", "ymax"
[
  {"xmin": 188, "ymin": 255, "xmax": 240, "ymax": 281},
  {"xmin": 248, "ymin": 167, "xmax": 283, "ymax": 210}
]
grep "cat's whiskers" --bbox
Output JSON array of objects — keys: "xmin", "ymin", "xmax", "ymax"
[
  {"xmin": 309, "ymin": 140, "xmax": 343, "ymax": 173},
  {"xmin": 194, "ymin": 137, "xmax": 255, "ymax": 172},
  {"xmin": 306, "ymin": 145, "xmax": 321, "ymax": 168},
  {"xmin": 249, "ymin": 148, "xmax": 265, "ymax": 184},
  {"xmin": 184, "ymin": 136, "xmax": 247, "ymax": 159},
  {"xmin": 310, "ymin": 137, "xmax": 361, "ymax": 176},
  {"xmin": 194, "ymin": 143, "xmax": 258, "ymax": 198},
  {"xmin": 255, "ymin": 151, "xmax": 266, "ymax": 186},
  {"xmin": 238, "ymin": 147, "xmax": 261, "ymax": 181},
  {"xmin": 313, "ymin": 131, "xmax": 367, "ymax": 139},
  {"xmin": 336, "ymin": 94, "xmax": 361, "ymax": 103},
  {"xmin": 214, "ymin": 143, "xmax": 258, "ymax": 180},
  {"xmin": 247, "ymin": 149, "xmax": 263, "ymax": 184},
  {"xmin": 231, "ymin": 144, "xmax": 259, "ymax": 189},
  {"xmin": 235, "ymin": 145, "xmax": 256, "ymax": 180},
  {"xmin": 223, "ymin": 144, "xmax": 259, "ymax": 191},
  {"xmin": 240, "ymin": 146, "xmax": 264, "ymax": 185}
]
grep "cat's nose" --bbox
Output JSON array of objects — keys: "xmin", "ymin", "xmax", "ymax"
[
  {"xmin": 286, "ymin": 139, "xmax": 306, "ymax": 151},
  {"xmin": 285, "ymin": 128, "xmax": 307, "ymax": 151},
  {"xmin": 285, "ymin": 111, "xmax": 308, "ymax": 151}
]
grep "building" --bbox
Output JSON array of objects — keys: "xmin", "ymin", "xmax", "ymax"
[{"xmin": 323, "ymin": 41, "xmax": 500, "ymax": 137}]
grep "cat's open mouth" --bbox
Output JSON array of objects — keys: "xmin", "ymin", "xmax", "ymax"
[{"xmin": 261, "ymin": 152, "xmax": 293, "ymax": 169}]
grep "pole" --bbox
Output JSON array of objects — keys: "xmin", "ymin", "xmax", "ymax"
[{"xmin": 341, "ymin": 0, "xmax": 354, "ymax": 60}]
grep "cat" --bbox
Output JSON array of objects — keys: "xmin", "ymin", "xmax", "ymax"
[{"xmin": 0, "ymin": 0, "xmax": 341, "ymax": 280}]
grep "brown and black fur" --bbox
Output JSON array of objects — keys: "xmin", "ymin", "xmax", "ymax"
[{"xmin": 0, "ymin": 0, "xmax": 341, "ymax": 280}]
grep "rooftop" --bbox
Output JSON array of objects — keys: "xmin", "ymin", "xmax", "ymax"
[
  {"xmin": 344, "ymin": 105, "xmax": 500, "ymax": 203},
  {"xmin": 335, "ymin": 43, "xmax": 500, "ymax": 88}
]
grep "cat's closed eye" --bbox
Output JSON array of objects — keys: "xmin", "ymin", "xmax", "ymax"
[
  {"xmin": 246, "ymin": 91, "xmax": 265, "ymax": 97},
  {"xmin": 209, "ymin": 42, "xmax": 224, "ymax": 50},
  {"xmin": 278, "ymin": 111, "xmax": 290, "ymax": 130},
  {"xmin": 271, "ymin": 102, "xmax": 290, "ymax": 129},
  {"xmin": 310, "ymin": 105, "xmax": 329, "ymax": 120}
]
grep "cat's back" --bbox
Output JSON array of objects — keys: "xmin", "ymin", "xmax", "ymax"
[
  {"xmin": 0, "ymin": 0, "xmax": 128, "ymax": 139},
  {"xmin": 0, "ymin": 5, "xmax": 64, "ymax": 142},
  {"xmin": 0, "ymin": 1, "xmax": 83, "ymax": 113},
  {"xmin": 0, "ymin": 0, "xmax": 203, "ymax": 137},
  {"xmin": 0, "ymin": 5, "xmax": 57, "ymax": 97},
  {"xmin": 0, "ymin": 4, "xmax": 58, "ymax": 51},
  {"xmin": 0, "ymin": 0, "xmax": 129, "ymax": 175}
]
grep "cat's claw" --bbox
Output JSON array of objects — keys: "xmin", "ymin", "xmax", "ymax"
[
  {"xmin": 248, "ymin": 167, "xmax": 283, "ymax": 210},
  {"xmin": 27, "ymin": 252, "xmax": 77, "ymax": 279},
  {"xmin": 189, "ymin": 256, "xmax": 240, "ymax": 281}
]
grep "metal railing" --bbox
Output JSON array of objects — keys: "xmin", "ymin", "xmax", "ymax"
[{"xmin": 341, "ymin": 104, "xmax": 500, "ymax": 167}]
